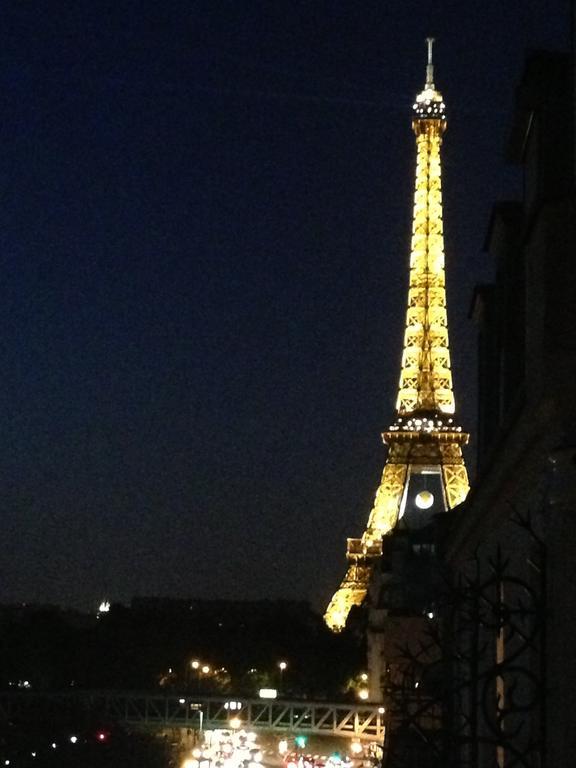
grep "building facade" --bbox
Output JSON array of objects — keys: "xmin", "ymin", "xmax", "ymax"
[{"xmin": 445, "ymin": 50, "xmax": 575, "ymax": 768}]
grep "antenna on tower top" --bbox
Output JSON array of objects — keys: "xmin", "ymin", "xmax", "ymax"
[{"xmin": 425, "ymin": 37, "xmax": 435, "ymax": 88}]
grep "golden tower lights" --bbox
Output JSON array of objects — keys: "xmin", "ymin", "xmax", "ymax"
[{"xmin": 325, "ymin": 39, "xmax": 469, "ymax": 632}]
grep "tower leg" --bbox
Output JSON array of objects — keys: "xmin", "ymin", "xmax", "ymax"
[
  {"xmin": 365, "ymin": 461, "xmax": 408, "ymax": 541},
  {"xmin": 324, "ymin": 460, "xmax": 408, "ymax": 631},
  {"xmin": 440, "ymin": 444, "xmax": 469, "ymax": 508}
]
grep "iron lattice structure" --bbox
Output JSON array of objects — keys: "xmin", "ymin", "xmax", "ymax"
[
  {"xmin": 325, "ymin": 40, "xmax": 469, "ymax": 632},
  {"xmin": 0, "ymin": 693, "xmax": 385, "ymax": 742}
]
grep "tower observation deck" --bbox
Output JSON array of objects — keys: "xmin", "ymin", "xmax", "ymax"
[{"xmin": 325, "ymin": 40, "xmax": 469, "ymax": 632}]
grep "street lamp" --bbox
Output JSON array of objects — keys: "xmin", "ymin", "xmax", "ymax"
[
  {"xmin": 188, "ymin": 659, "xmax": 200, "ymax": 687},
  {"xmin": 278, "ymin": 661, "xmax": 287, "ymax": 693},
  {"xmin": 189, "ymin": 660, "xmax": 201, "ymax": 690},
  {"xmin": 198, "ymin": 664, "xmax": 211, "ymax": 693}
]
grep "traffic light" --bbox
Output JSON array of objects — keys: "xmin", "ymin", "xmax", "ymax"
[{"xmin": 295, "ymin": 735, "xmax": 307, "ymax": 749}]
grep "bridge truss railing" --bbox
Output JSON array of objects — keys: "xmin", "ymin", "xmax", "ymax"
[{"xmin": 0, "ymin": 692, "xmax": 385, "ymax": 741}]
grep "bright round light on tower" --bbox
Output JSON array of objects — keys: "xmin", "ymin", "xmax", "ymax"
[{"xmin": 415, "ymin": 490, "xmax": 434, "ymax": 509}]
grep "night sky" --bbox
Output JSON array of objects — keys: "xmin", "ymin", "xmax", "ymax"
[{"xmin": 0, "ymin": 1, "xmax": 570, "ymax": 612}]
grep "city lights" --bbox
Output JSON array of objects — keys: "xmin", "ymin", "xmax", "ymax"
[{"xmin": 182, "ymin": 723, "xmax": 267, "ymax": 768}]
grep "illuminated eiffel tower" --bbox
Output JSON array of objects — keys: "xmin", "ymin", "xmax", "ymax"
[{"xmin": 325, "ymin": 39, "xmax": 469, "ymax": 632}]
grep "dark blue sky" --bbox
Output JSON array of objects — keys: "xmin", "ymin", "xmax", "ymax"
[{"xmin": 0, "ymin": 1, "xmax": 570, "ymax": 610}]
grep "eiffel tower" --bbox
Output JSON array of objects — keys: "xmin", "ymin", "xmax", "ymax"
[{"xmin": 325, "ymin": 39, "xmax": 469, "ymax": 632}]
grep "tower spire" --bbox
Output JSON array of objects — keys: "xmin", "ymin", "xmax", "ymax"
[
  {"xmin": 324, "ymin": 41, "xmax": 469, "ymax": 632},
  {"xmin": 425, "ymin": 36, "xmax": 435, "ymax": 88}
]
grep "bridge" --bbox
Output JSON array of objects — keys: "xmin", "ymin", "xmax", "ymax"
[{"xmin": 0, "ymin": 692, "xmax": 385, "ymax": 742}]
